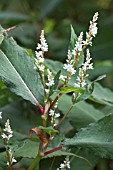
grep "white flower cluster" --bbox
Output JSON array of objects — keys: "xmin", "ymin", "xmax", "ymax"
[
  {"xmin": 72, "ymin": 32, "xmax": 83, "ymax": 56},
  {"xmin": 49, "ymin": 102, "xmax": 60, "ymax": 127},
  {"xmin": 0, "ymin": 112, "xmax": 2, "ymax": 119},
  {"xmin": 34, "ymin": 30, "xmax": 48, "ymax": 72},
  {"xmin": 83, "ymin": 12, "xmax": 99, "ymax": 46},
  {"xmin": 61, "ymin": 12, "xmax": 98, "ymax": 84},
  {"xmin": 7, "ymin": 148, "xmax": 17, "ymax": 166},
  {"xmin": 45, "ymin": 69, "xmax": 55, "ymax": 95},
  {"xmin": 1, "ymin": 119, "xmax": 13, "ymax": 141},
  {"xmin": 57, "ymin": 156, "xmax": 70, "ymax": 170},
  {"xmin": 37, "ymin": 30, "xmax": 48, "ymax": 52},
  {"xmin": 74, "ymin": 49, "xmax": 93, "ymax": 88},
  {"xmin": 63, "ymin": 50, "xmax": 76, "ymax": 76}
]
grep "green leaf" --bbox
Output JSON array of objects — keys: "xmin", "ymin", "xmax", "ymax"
[
  {"xmin": 0, "ymin": 26, "xmax": 43, "ymax": 105},
  {"xmin": 94, "ymin": 74, "xmax": 106, "ymax": 82},
  {"xmin": 49, "ymin": 70, "xmax": 61, "ymax": 97},
  {"xmin": 58, "ymin": 94, "xmax": 104, "ymax": 129},
  {"xmin": 38, "ymin": 126, "xmax": 58, "ymax": 136},
  {"xmin": 14, "ymin": 139, "xmax": 76, "ymax": 159},
  {"xmin": 64, "ymin": 113, "xmax": 113, "ymax": 159},
  {"xmin": 0, "ymin": 32, "xmax": 4, "ymax": 45},
  {"xmin": 69, "ymin": 25, "xmax": 77, "ymax": 51},
  {"xmin": 60, "ymin": 86, "xmax": 84, "ymax": 94},
  {"xmin": 90, "ymin": 82, "xmax": 113, "ymax": 106},
  {"xmin": 77, "ymin": 82, "xmax": 94, "ymax": 102},
  {"xmin": 75, "ymin": 53, "xmax": 84, "ymax": 68},
  {"xmin": 70, "ymin": 148, "xmax": 99, "ymax": 170}
]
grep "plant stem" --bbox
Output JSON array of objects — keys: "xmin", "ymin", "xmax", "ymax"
[
  {"xmin": 55, "ymin": 93, "xmax": 78, "ymax": 130},
  {"xmin": 28, "ymin": 154, "xmax": 42, "ymax": 170},
  {"xmin": 55, "ymin": 104, "xmax": 74, "ymax": 130}
]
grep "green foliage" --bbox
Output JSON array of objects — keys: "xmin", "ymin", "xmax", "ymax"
[
  {"xmin": 64, "ymin": 113, "xmax": 113, "ymax": 158},
  {"xmin": 0, "ymin": 26, "xmax": 43, "ymax": 105}
]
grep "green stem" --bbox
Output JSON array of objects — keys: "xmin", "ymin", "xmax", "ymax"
[
  {"xmin": 55, "ymin": 93, "xmax": 78, "ymax": 130},
  {"xmin": 28, "ymin": 154, "xmax": 42, "ymax": 170}
]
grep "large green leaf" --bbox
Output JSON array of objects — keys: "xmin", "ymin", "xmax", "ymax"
[
  {"xmin": 63, "ymin": 113, "xmax": 113, "ymax": 159},
  {"xmin": 90, "ymin": 82, "xmax": 113, "ymax": 106},
  {"xmin": 58, "ymin": 94, "xmax": 104, "ymax": 129},
  {"xmin": 0, "ymin": 26, "xmax": 43, "ymax": 105}
]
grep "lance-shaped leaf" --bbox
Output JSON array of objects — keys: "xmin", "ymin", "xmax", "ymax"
[
  {"xmin": 69, "ymin": 25, "xmax": 77, "ymax": 51},
  {"xmin": 0, "ymin": 26, "xmax": 43, "ymax": 105},
  {"xmin": 63, "ymin": 113, "xmax": 113, "ymax": 159}
]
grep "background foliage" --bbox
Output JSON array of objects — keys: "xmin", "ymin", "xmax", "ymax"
[{"xmin": 0, "ymin": 0, "xmax": 113, "ymax": 170}]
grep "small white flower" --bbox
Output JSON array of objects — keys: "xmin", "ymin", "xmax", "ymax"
[
  {"xmin": 67, "ymin": 161, "xmax": 70, "ymax": 169},
  {"xmin": 45, "ymin": 89, "xmax": 49, "ymax": 94},
  {"xmin": 38, "ymin": 57, "xmax": 44, "ymax": 63},
  {"xmin": 53, "ymin": 123, "xmax": 56, "ymax": 127},
  {"xmin": 55, "ymin": 113, "xmax": 60, "ymax": 118},
  {"xmin": 36, "ymin": 43, "xmax": 41, "ymax": 50},
  {"xmin": 49, "ymin": 109, "xmax": 54, "ymax": 116},
  {"xmin": 12, "ymin": 157, "xmax": 17, "ymax": 163},
  {"xmin": 0, "ymin": 112, "xmax": 2, "ymax": 119},
  {"xmin": 1, "ymin": 133, "xmax": 7, "ymax": 139},
  {"xmin": 46, "ymin": 79, "xmax": 54, "ymax": 86},
  {"xmin": 60, "ymin": 163, "xmax": 65, "ymax": 169},
  {"xmin": 38, "ymin": 65, "xmax": 45, "ymax": 72},
  {"xmin": 63, "ymin": 64, "xmax": 76, "ymax": 75},
  {"xmin": 72, "ymin": 50, "xmax": 76, "ymax": 55},
  {"xmin": 59, "ymin": 75, "xmax": 66, "ymax": 81},
  {"xmin": 74, "ymin": 83, "xmax": 80, "ymax": 88}
]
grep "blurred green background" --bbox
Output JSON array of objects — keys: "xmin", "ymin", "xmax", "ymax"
[{"xmin": 0, "ymin": 0, "xmax": 113, "ymax": 89}]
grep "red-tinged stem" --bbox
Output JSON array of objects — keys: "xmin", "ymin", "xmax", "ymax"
[
  {"xmin": 38, "ymin": 105, "xmax": 44, "ymax": 115},
  {"xmin": 44, "ymin": 146, "xmax": 63, "ymax": 156},
  {"xmin": 33, "ymin": 96, "xmax": 44, "ymax": 115}
]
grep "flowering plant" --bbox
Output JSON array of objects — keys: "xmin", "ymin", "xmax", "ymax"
[{"xmin": 0, "ymin": 12, "xmax": 113, "ymax": 170}]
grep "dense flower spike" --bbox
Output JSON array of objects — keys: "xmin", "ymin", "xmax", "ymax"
[
  {"xmin": 49, "ymin": 101, "xmax": 60, "ymax": 127},
  {"xmin": 36, "ymin": 30, "xmax": 48, "ymax": 52},
  {"xmin": 7, "ymin": 148, "xmax": 17, "ymax": 166},
  {"xmin": 74, "ymin": 49, "xmax": 93, "ymax": 88},
  {"xmin": 1, "ymin": 119, "xmax": 13, "ymax": 142},
  {"xmin": 34, "ymin": 30, "xmax": 48, "ymax": 72},
  {"xmin": 63, "ymin": 50, "xmax": 76, "ymax": 76},
  {"xmin": 83, "ymin": 12, "xmax": 99, "ymax": 46},
  {"xmin": 72, "ymin": 32, "xmax": 83, "ymax": 56},
  {"xmin": 0, "ymin": 112, "xmax": 2, "ymax": 119},
  {"xmin": 57, "ymin": 156, "xmax": 70, "ymax": 170}
]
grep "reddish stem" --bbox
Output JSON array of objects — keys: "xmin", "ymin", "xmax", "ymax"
[{"xmin": 44, "ymin": 146, "xmax": 63, "ymax": 156}]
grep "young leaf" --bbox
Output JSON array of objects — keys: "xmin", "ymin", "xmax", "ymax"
[
  {"xmin": 0, "ymin": 26, "xmax": 43, "ymax": 105},
  {"xmin": 69, "ymin": 25, "xmax": 77, "ymax": 51},
  {"xmin": 49, "ymin": 70, "xmax": 61, "ymax": 97},
  {"xmin": 63, "ymin": 113, "xmax": 113, "ymax": 159},
  {"xmin": 60, "ymin": 86, "xmax": 84, "ymax": 94},
  {"xmin": 94, "ymin": 74, "xmax": 106, "ymax": 82},
  {"xmin": 38, "ymin": 126, "xmax": 58, "ymax": 136},
  {"xmin": 77, "ymin": 82, "xmax": 94, "ymax": 102}
]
